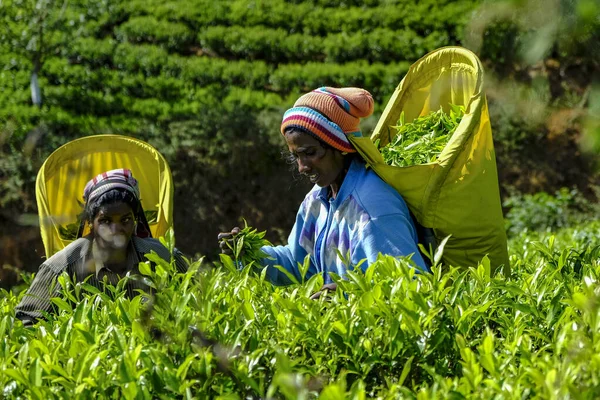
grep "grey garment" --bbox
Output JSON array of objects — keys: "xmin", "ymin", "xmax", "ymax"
[{"xmin": 15, "ymin": 236, "xmax": 188, "ymax": 325}]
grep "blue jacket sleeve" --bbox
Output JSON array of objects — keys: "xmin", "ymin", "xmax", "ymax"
[
  {"xmin": 259, "ymin": 204, "xmax": 318, "ymax": 286},
  {"xmin": 351, "ymin": 212, "xmax": 429, "ymax": 273}
]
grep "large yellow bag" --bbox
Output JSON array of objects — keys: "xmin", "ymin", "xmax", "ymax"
[
  {"xmin": 36, "ymin": 135, "xmax": 174, "ymax": 258},
  {"xmin": 349, "ymin": 47, "xmax": 509, "ymax": 273}
]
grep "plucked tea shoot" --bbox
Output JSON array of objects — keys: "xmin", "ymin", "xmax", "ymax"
[{"xmin": 229, "ymin": 221, "xmax": 272, "ymax": 267}]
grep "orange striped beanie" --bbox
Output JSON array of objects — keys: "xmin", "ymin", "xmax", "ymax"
[{"xmin": 280, "ymin": 87, "xmax": 374, "ymax": 153}]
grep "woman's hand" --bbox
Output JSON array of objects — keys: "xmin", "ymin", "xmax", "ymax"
[
  {"xmin": 309, "ymin": 283, "xmax": 338, "ymax": 300},
  {"xmin": 218, "ymin": 227, "xmax": 240, "ymax": 255}
]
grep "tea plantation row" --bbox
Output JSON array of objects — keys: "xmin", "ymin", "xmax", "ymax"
[
  {"xmin": 1, "ymin": 220, "xmax": 599, "ymax": 398},
  {"xmin": 120, "ymin": 0, "xmax": 473, "ymax": 39}
]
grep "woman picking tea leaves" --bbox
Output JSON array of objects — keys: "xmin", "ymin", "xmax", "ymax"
[{"xmin": 219, "ymin": 87, "xmax": 427, "ymax": 296}]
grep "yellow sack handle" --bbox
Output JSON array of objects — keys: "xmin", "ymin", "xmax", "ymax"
[
  {"xmin": 350, "ymin": 46, "xmax": 509, "ymax": 274},
  {"xmin": 36, "ymin": 135, "xmax": 174, "ymax": 258}
]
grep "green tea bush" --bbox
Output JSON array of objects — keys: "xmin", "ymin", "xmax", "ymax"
[
  {"xmin": 504, "ymin": 187, "xmax": 598, "ymax": 237},
  {"xmin": 269, "ymin": 61, "xmax": 410, "ymax": 99},
  {"xmin": 44, "ymin": 87, "xmax": 118, "ymax": 116},
  {"xmin": 223, "ymin": 0, "xmax": 476, "ymax": 37},
  {"xmin": 199, "ymin": 26, "xmax": 449, "ymax": 64},
  {"xmin": 323, "ymin": 29, "xmax": 425, "ymax": 63},
  {"xmin": 66, "ymin": 37, "xmax": 116, "ymax": 67},
  {"xmin": 141, "ymin": 76, "xmax": 186, "ymax": 102},
  {"xmin": 181, "ymin": 57, "xmax": 271, "ymax": 89},
  {"xmin": 226, "ymin": 0, "xmax": 312, "ymax": 32},
  {"xmin": 151, "ymin": 0, "xmax": 230, "ymax": 27},
  {"xmin": 2, "ymin": 222, "xmax": 600, "ymax": 398},
  {"xmin": 116, "ymin": 16, "xmax": 194, "ymax": 52},
  {"xmin": 199, "ymin": 26, "xmax": 324, "ymax": 63},
  {"xmin": 113, "ymin": 43, "xmax": 169, "ymax": 76},
  {"xmin": 43, "ymin": 59, "xmax": 105, "ymax": 90}
]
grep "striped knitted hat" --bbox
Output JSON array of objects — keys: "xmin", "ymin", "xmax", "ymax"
[
  {"xmin": 83, "ymin": 168, "xmax": 140, "ymax": 204},
  {"xmin": 281, "ymin": 87, "xmax": 374, "ymax": 153}
]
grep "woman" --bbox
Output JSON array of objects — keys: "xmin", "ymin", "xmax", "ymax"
[
  {"xmin": 220, "ymin": 87, "xmax": 427, "ymax": 296},
  {"xmin": 15, "ymin": 169, "xmax": 188, "ymax": 326}
]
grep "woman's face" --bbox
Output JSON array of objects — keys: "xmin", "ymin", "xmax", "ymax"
[
  {"xmin": 285, "ymin": 130, "xmax": 345, "ymax": 188},
  {"xmin": 92, "ymin": 201, "xmax": 135, "ymax": 250}
]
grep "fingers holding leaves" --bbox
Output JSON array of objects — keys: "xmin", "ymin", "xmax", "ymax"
[
  {"xmin": 218, "ymin": 223, "xmax": 272, "ymax": 266},
  {"xmin": 218, "ymin": 227, "xmax": 241, "ymax": 255}
]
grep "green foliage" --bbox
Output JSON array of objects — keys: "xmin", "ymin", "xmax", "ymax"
[
  {"xmin": 113, "ymin": 43, "xmax": 170, "ymax": 76},
  {"xmin": 57, "ymin": 222, "xmax": 80, "ymax": 241},
  {"xmin": 181, "ymin": 57, "xmax": 271, "ymax": 89},
  {"xmin": 581, "ymin": 85, "xmax": 600, "ymax": 153},
  {"xmin": 504, "ymin": 187, "xmax": 598, "ymax": 237},
  {"xmin": 269, "ymin": 61, "xmax": 411, "ymax": 99},
  {"xmin": 379, "ymin": 105, "xmax": 465, "ymax": 167},
  {"xmin": 465, "ymin": 0, "xmax": 600, "ymax": 70},
  {"xmin": 0, "ymin": 0, "xmax": 86, "ymax": 59},
  {"xmin": 479, "ymin": 19, "xmax": 521, "ymax": 73},
  {"xmin": 223, "ymin": 221, "xmax": 273, "ymax": 269},
  {"xmin": 116, "ymin": 16, "xmax": 193, "ymax": 51},
  {"xmin": 0, "ymin": 146, "xmax": 37, "ymax": 209},
  {"xmin": 200, "ymin": 26, "xmax": 322, "ymax": 63},
  {"xmin": 66, "ymin": 37, "xmax": 116, "ymax": 67},
  {"xmin": 199, "ymin": 26, "xmax": 448, "ymax": 64},
  {"xmin": 2, "ymin": 223, "xmax": 600, "ymax": 397},
  {"xmin": 221, "ymin": 0, "xmax": 476, "ymax": 36}
]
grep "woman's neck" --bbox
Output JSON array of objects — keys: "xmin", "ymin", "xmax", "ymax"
[
  {"xmin": 329, "ymin": 181, "xmax": 342, "ymax": 199},
  {"xmin": 329, "ymin": 157, "xmax": 353, "ymax": 199}
]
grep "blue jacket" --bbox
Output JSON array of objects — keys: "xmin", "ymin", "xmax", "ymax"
[{"xmin": 261, "ymin": 158, "xmax": 428, "ymax": 285}]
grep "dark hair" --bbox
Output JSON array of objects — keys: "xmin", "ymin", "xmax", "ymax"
[{"xmin": 83, "ymin": 189, "xmax": 140, "ymax": 223}]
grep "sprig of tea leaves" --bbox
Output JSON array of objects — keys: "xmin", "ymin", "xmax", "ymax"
[{"xmin": 230, "ymin": 220, "xmax": 272, "ymax": 267}]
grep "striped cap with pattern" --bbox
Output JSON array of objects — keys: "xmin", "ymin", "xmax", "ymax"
[
  {"xmin": 280, "ymin": 87, "xmax": 374, "ymax": 153},
  {"xmin": 83, "ymin": 168, "xmax": 140, "ymax": 204}
]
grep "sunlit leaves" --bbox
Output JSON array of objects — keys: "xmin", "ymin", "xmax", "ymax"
[{"xmin": 1, "ymin": 222, "xmax": 600, "ymax": 398}]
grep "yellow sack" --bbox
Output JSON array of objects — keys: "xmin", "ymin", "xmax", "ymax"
[
  {"xmin": 349, "ymin": 46, "xmax": 509, "ymax": 273},
  {"xmin": 36, "ymin": 134, "xmax": 174, "ymax": 258}
]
